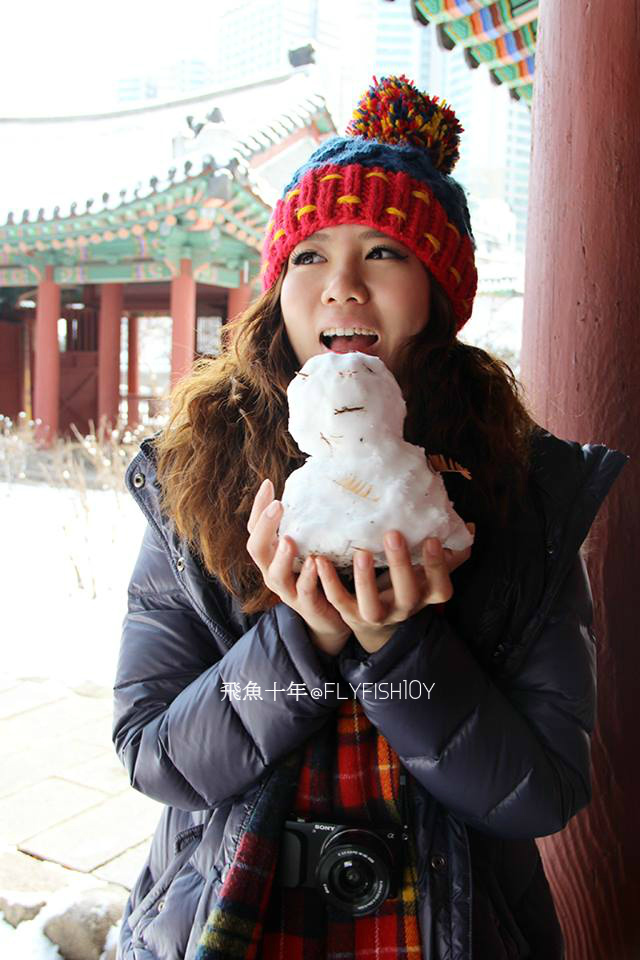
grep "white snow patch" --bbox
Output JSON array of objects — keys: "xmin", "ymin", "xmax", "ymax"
[
  {"xmin": 100, "ymin": 920, "xmax": 121, "ymax": 960},
  {"xmin": 0, "ymin": 880, "xmax": 123, "ymax": 959},
  {"xmin": 0, "ymin": 481, "xmax": 146, "ymax": 686}
]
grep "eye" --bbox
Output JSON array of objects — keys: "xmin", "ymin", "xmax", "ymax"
[
  {"xmin": 291, "ymin": 249, "xmax": 323, "ymax": 265},
  {"xmin": 366, "ymin": 245, "xmax": 408, "ymax": 261}
]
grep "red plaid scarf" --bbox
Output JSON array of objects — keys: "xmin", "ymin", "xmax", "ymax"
[{"xmin": 196, "ymin": 693, "xmax": 422, "ymax": 960}]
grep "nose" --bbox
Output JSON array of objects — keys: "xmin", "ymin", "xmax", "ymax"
[{"xmin": 320, "ymin": 262, "xmax": 369, "ymax": 306}]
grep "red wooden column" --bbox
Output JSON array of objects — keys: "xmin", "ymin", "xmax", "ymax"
[
  {"xmin": 127, "ymin": 313, "xmax": 140, "ymax": 429},
  {"xmin": 33, "ymin": 265, "xmax": 61, "ymax": 445},
  {"xmin": 226, "ymin": 282, "xmax": 252, "ymax": 321},
  {"xmin": 97, "ymin": 283, "xmax": 123, "ymax": 429},
  {"xmin": 170, "ymin": 259, "xmax": 196, "ymax": 387},
  {"xmin": 521, "ymin": 2, "xmax": 638, "ymax": 957}
]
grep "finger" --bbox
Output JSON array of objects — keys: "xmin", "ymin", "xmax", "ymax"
[
  {"xmin": 422, "ymin": 538, "xmax": 454, "ymax": 603},
  {"xmin": 267, "ymin": 534, "xmax": 298, "ymax": 600},
  {"xmin": 316, "ymin": 556, "xmax": 358, "ymax": 619},
  {"xmin": 353, "ymin": 549, "xmax": 387, "ymax": 624},
  {"xmin": 296, "ymin": 555, "xmax": 318, "ymax": 598},
  {"xmin": 247, "ymin": 478, "xmax": 273, "ymax": 534},
  {"xmin": 246, "ymin": 496, "xmax": 281, "ymax": 566},
  {"xmin": 382, "ymin": 531, "xmax": 421, "ymax": 615},
  {"xmin": 296, "ymin": 556, "xmax": 328, "ymax": 608}
]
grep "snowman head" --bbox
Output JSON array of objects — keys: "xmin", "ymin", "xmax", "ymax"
[{"xmin": 286, "ymin": 352, "xmax": 407, "ymax": 457}]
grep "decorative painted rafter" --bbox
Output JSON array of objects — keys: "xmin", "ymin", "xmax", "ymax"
[
  {"xmin": 0, "ymin": 157, "xmax": 272, "ymax": 289},
  {"xmin": 412, "ymin": 0, "xmax": 538, "ymax": 104}
]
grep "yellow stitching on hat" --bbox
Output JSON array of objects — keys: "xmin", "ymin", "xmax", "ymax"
[
  {"xmin": 446, "ymin": 222, "xmax": 460, "ymax": 238},
  {"xmin": 286, "ymin": 188, "xmax": 301, "ymax": 202},
  {"xmin": 337, "ymin": 195, "xmax": 361, "ymax": 205},
  {"xmin": 424, "ymin": 233, "xmax": 441, "ymax": 252},
  {"xmin": 260, "ymin": 260, "xmax": 269, "ymax": 274},
  {"xmin": 385, "ymin": 207, "xmax": 407, "ymax": 220},
  {"xmin": 365, "ymin": 171, "xmax": 390, "ymax": 182},
  {"xmin": 265, "ymin": 219, "xmax": 275, "ymax": 235},
  {"xmin": 320, "ymin": 174, "xmax": 343, "ymax": 181},
  {"xmin": 296, "ymin": 205, "xmax": 317, "ymax": 219},
  {"xmin": 270, "ymin": 229, "xmax": 286, "ymax": 246},
  {"xmin": 449, "ymin": 266, "xmax": 461, "ymax": 285},
  {"xmin": 412, "ymin": 191, "xmax": 431, "ymax": 204}
]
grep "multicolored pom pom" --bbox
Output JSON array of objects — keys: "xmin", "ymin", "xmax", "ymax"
[{"xmin": 345, "ymin": 74, "xmax": 464, "ymax": 175}]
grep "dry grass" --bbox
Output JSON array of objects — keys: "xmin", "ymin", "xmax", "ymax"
[{"xmin": 0, "ymin": 412, "xmax": 165, "ymax": 493}]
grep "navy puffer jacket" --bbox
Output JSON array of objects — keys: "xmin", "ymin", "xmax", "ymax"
[{"xmin": 113, "ymin": 428, "xmax": 626, "ymax": 960}]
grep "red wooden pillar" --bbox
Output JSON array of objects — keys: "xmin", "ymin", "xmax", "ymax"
[
  {"xmin": 98, "ymin": 283, "xmax": 123, "ymax": 430},
  {"xmin": 33, "ymin": 265, "xmax": 61, "ymax": 446},
  {"xmin": 226, "ymin": 282, "xmax": 252, "ymax": 321},
  {"xmin": 127, "ymin": 313, "xmax": 140, "ymax": 429},
  {"xmin": 170, "ymin": 259, "xmax": 196, "ymax": 387},
  {"xmin": 521, "ymin": 2, "xmax": 638, "ymax": 957}
]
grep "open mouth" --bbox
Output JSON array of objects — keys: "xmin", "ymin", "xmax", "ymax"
[{"xmin": 320, "ymin": 327, "xmax": 380, "ymax": 354}]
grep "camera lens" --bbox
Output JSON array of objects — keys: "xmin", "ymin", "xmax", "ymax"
[
  {"xmin": 331, "ymin": 859, "xmax": 374, "ymax": 899},
  {"xmin": 315, "ymin": 829, "xmax": 392, "ymax": 916},
  {"xmin": 343, "ymin": 865, "xmax": 366, "ymax": 889}
]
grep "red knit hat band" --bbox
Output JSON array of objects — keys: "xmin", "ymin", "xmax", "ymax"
[{"xmin": 261, "ymin": 163, "xmax": 477, "ymax": 328}]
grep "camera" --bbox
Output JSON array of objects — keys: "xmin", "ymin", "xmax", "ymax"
[{"xmin": 275, "ymin": 818, "xmax": 405, "ymax": 916}]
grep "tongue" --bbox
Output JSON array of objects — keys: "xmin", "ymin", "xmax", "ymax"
[{"xmin": 330, "ymin": 335, "xmax": 377, "ymax": 354}]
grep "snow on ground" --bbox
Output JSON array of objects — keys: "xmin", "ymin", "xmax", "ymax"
[
  {"xmin": 0, "ymin": 891, "xmax": 120, "ymax": 959},
  {"xmin": 0, "ymin": 908, "xmax": 62, "ymax": 960},
  {"xmin": 1, "ymin": 479, "xmax": 146, "ymax": 956},
  {"xmin": 1, "ymin": 480, "xmax": 147, "ymax": 687}
]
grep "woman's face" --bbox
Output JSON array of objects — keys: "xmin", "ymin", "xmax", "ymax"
[{"xmin": 280, "ymin": 224, "xmax": 431, "ymax": 375}]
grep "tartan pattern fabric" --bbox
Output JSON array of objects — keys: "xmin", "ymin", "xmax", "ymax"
[
  {"xmin": 195, "ymin": 750, "xmax": 302, "ymax": 960},
  {"xmin": 259, "ymin": 693, "xmax": 423, "ymax": 960},
  {"xmin": 196, "ymin": 691, "xmax": 423, "ymax": 960}
]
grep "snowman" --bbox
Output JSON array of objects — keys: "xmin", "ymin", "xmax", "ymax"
[{"xmin": 278, "ymin": 351, "xmax": 474, "ymax": 570}]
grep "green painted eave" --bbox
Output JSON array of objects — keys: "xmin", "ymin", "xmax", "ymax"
[
  {"xmin": 412, "ymin": 0, "xmax": 538, "ymax": 104},
  {"xmin": 0, "ymin": 163, "xmax": 270, "ymax": 286}
]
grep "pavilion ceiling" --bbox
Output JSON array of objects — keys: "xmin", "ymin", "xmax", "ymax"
[{"xmin": 412, "ymin": 0, "xmax": 538, "ymax": 104}]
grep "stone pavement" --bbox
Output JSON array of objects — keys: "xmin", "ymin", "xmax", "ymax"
[{"xmin": 0, "ymin": 673, "xmax": 163, "ymax": 928}]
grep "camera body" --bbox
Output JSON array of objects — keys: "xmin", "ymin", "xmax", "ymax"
[{"xmin": 275, "ymin": 818, "xmax": 405, "ymax": 916}]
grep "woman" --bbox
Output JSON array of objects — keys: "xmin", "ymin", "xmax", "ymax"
[{"xmin": 113, "ymin": 77, "xmax": 627, "ymax": 960}]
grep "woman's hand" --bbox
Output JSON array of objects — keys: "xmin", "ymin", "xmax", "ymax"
[
  {"xmin": 314, "ymin": 528, "xmax": 474, "ymax": 653},
  {"xmin": 246, "ymin": 479, "xmax": 351, "ymax": 657}
]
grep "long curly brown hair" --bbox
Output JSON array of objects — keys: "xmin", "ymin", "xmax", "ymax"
[{"xmin": 154, "ymin": 275, "xmax": 537, "ymax": 613}]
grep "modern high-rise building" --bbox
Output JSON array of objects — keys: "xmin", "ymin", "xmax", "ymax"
[
  {"xmin": 116, "ymin": 59, "xmax": 215, "ymax": 105},
  {"xmin": 504, "ymin": 97, "xmax": 532, "ymax": 253},
  {"xmin": 209, "ymin": 0, "xmax": 319, "ymax": 89},
  {"xmin": 423, "ymin": 25, "xmax": 531, "ymax": 254}
]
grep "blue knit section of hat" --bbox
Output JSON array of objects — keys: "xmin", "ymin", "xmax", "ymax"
[{"xmin": 283, "ymin": 136, "xmax": 474, "ymax": 242}]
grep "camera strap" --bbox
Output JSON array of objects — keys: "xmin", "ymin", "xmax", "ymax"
[{"xmin": 399, "ymin": 771, "xmax": 411, "ymax": 841}]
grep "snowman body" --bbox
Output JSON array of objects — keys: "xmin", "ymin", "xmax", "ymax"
[{"xmin": 279, "ymin": 351, "xmax": 473, "ymax": 569}]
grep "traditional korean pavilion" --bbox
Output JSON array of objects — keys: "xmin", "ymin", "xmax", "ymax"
[{"xmin": 0, "ymin": 75, "xmax": 334, "ymax": 438}]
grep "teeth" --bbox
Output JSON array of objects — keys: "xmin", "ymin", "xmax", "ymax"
[{"xmin": 321, "ymin": 327, "xmax": 378, "ymax": 338}]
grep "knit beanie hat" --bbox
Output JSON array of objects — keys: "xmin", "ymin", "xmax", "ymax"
[{"xmin": 260, "ymin": 75, "xmax": 477, "ymax": 330}]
